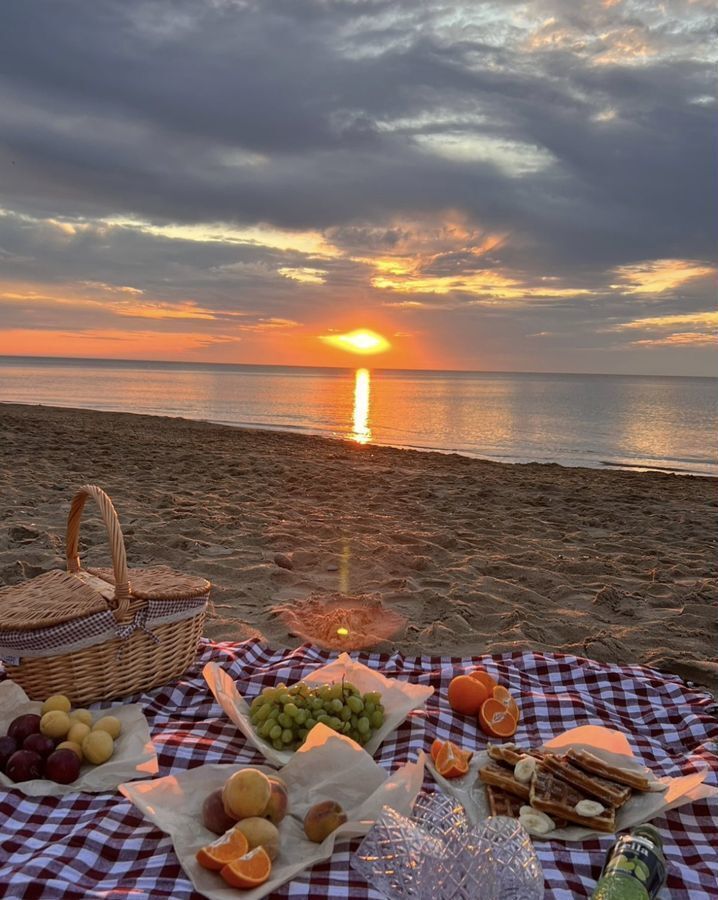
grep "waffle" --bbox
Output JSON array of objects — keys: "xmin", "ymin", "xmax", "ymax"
[
  {"xmin": 487, "ymin": 744, "xmax": 545, "ymax": 767},
  {"xmin": 530, "ymin": 765, "xmax": 616, "ymax": 833},
  {"xmin": 541, "ymin": 753, "xmax": 632, "ymax": 807},
  {"xmin": 567, "ymin": 748, "xmax": 654, "ymax": 792},
  {"xmin": 486, "ymin": 784, "xmax": 525, "ymax": 818},
  {"xmin": 478, "ymin": 760, "xmax": 531, "ymax": 800}
]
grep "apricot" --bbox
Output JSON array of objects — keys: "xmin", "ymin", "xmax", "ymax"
[
  {"xmin": 82, "ymin": 729, "xmax": 114, "ymax": 764},
  {"xmin": 232, "ymin": 817, "xmax": 280, "ymax": 860},
  {"xmin": 40, "ymin": 710, "xmax": 71, "ymax": 740},
  {"xmin": 41, "ymin": 694, "xmax": 72, "ymax": 715},
  {"xmin": 67, "ymin": 722, "xmax": 91, "ymax": 746},
  {"xmin": 222, "ymin": 769, "xmax": 272, "ymax": 820},
  {"xmin": 263, "ymin": 777, "xmax": 289, "ymax": 825},
  {"xmin": 92, "ymin": 716, "xmax": 122, "ymax": 739},
  {"xmin": 202, "ymin": 788, "xmax": 239, "ymax": 835},
  {"xmin": 69, "ymin": 709, "xmax": 94, "ymax": 727},
  {"xmin": 303, "ymin": 800, "xmax": 347, "ymax": 843}
]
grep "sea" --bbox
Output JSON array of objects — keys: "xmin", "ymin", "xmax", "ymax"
[{"xmin": 0, "ymin": 356, "xmax": 715, "ymax": 476}]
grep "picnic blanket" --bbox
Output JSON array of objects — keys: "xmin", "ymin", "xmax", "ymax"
[{"xmin": 1, "ymin": 638, "xmax": 716, "ymax": 899}]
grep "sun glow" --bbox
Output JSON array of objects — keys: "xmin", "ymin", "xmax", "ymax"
[{"xmin": 320, "ymin": 329, "xmax": 390, "ymax": 355}]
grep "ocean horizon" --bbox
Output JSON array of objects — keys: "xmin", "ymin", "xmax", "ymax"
[{"xmin": 1, "ymin": 355, "xmax": 716, "ymax": 477}]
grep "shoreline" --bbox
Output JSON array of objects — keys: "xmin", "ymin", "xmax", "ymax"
[
  {"xmin": 3, "ymin": 399, "xmax": 715, "ymax": 479},
  {"xmin": 1, "ymin": 402, "xmax": 716, "ymax": 691}
]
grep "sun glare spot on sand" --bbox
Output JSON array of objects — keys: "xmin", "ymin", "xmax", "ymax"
[{"xmin": 320, "ymin": 329, "xmax": 390, "ymax": 354}]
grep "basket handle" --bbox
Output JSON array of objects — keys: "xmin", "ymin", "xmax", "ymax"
[{"xmin": 66, "ymin": 484, "xmax": 131, "ymax": 615}]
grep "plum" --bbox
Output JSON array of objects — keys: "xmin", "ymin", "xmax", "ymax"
[
  {"xmin": 202, "ymin": 788, "xmax": 239, "ymax": 835},
  {"xmin": 23, "ymin": 733, "xmax": 56, "ymax": 759},
  {"xmin": 0, "ymin": 735, "xmax": 17, "ymax": 771},
  {"xmin": 45, "ymin": 748, "xmax": 80, "ymax": 784},
  {"xmin": 5, "ymin": 749, "xmax": 43, "ymax": 782},
  {"xmin": 7, "ymin": 714, "xmax": 41, "ymax": 744}
]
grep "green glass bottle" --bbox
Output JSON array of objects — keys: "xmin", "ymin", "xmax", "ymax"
[{"xmin": 591, "ymin": 825, "xmax": 667, "ymax": 899}]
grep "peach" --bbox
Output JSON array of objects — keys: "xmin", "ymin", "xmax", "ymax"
[
  {"xmin": 232, "ymin": 817, "xmax": 280, "ymax": 860},
  {"xmin": 222, "ymin": 768, "xmax": 272, "ymax": 820},
  {"xmin": 263, "ymin": 777, "xmax": 289, "ymax": 825},
  {"xmin": 303, "ymin": 800, "xmax": 347, "ymax": 843},
  {"xmin": 202, "ymin": 788, "xmax": 239, "ymax": 835}
]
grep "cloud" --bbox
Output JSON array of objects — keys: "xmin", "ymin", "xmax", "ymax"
[{"xmin": 0, "ymin": 0, "xmax": 715, "ymax": 372}]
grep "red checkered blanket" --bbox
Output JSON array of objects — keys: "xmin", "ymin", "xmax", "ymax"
[{"xmin": 1, "ymin": 639, "xmax": 716, "ymax": 899}]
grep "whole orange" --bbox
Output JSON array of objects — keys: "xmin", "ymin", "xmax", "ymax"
[{"xmin": 447, "ymin": 674, "xmax": 490, "ymax": 716}]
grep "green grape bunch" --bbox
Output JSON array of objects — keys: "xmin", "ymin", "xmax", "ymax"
[{"xmin": 248, "ymin": 679, "xmax": 385, "ymax": 752}]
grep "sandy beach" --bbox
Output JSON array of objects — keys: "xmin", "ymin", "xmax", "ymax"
[{"xmin": 1, "ymin": 402, "xmax": 716, "ymax": 691}]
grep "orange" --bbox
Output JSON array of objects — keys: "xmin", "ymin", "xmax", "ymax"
[
  {"xmin": 492, "ymin": 685, "xmax": 520, "ymax": 722},
  {"xmin": 478, "ymin": 698, "xmax": 518, "ymax": 738},
  {"xmin": 434, "ymin": 740, "xmax": 472, "ymax": 778},
  {"xmin": 447, "ymin": 674, "xmax": 490, "ymax": 716},
  {"xmin": 196, "ymin": 826, "xmax": 249, "ymax": 871},
  {"xmin": 468, "ymin": 668, "xmax": 497, "ymax": 694},
  {"xmin": 430, "ymin": 738, "xmax": 443, "ymax": 762},
  {"xmin": 220, "ymin": 846, "xmax": 272, "ymax": 889}
]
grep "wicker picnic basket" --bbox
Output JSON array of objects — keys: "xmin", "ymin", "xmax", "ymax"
[{"xmin": 0, "ymin": 484, "xmax": 211, "ymax": 705}]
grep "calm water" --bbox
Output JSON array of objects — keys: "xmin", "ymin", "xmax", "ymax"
[{"xmin": 0, "ymin": 356, "xmax": 716, "ymax": 476}]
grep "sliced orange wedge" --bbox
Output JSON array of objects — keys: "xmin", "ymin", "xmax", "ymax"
[
  {"xmin": 492, "ymin": 685, "xmax": 520, "ymax": 722},
  {"xmin": 196, "ymin": 826, "xmax": 249, "ymax": 871},
  {"xmin": 220, "ymin": 846, "xmax": 272, "ymax": 889},
  {"xmin": 478, "ymin": 698, "xmax": 518, "ymax": 738},
  {"xmin": 434, "ymin": 739, "xmax": 472, "ymax": 778},
  {"xmin": 430, "ymin": 738, "xmax": 443, "ymax": 762},
  {"xmin": 468, "ymin": 668, "xmax": 497, "ymax": 694}
]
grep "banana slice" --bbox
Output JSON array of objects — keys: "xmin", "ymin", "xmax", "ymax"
[
  {"xmin": 519, "ymin": 807, "xmax": 555, "ymax": 835},
  {"xmin": 514, "ymin": 755, "xmax": 537, "ymax": 783},
  {"xmin": 575, "ymin": 799, "xmax": 605, "ymax": 817}
]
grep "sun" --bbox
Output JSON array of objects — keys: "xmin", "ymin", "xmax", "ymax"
[{"xmin": 319, "ymin": 329, "xmax": 391, "ymax": 354}]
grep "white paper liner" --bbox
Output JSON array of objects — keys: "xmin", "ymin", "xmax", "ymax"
[
  {"xmin": 0, "ymin": 680, "xmax": 158, "ymax": 796},
  {"xmin": 426, "ymin": 725, "xmax": 717, "ymax": 841},
  {"xmin": 120, "ymin": 723, "xmax": 426, "ymax": 900},
  {"xmin": 203, "ymin": 653, "xmax": 434, "ymax": 767}
]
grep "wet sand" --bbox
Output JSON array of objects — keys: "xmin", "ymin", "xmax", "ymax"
[{"xmin": 1, "ymin": 402, "xmax": 716, "ymax": 690}]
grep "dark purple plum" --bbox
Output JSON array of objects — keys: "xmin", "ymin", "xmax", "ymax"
[
  {"xmin": 7, "ymin": 714, "xmax": 41, "ymax": 743},
  {"xmin": 5, "ymin": 749, "xmax": 43, "ymax": 782},
  {"xmin": 0, "ymin": 735, "xmax": 17, "ymax": 771},
  {"xmin": 23, "ymin": 733, "xmax": 56, "ymax": 759},
  {"xmin": 45, "ymin": 749, "xmax": 80, "ymax": 784}
]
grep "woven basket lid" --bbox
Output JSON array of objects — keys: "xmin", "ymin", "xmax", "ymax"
[
  {"xmin": 0, "ymin": 570, "xmax": 109, "ymax": 631},
  {"xmin": 87, "ymin": 564, "xmax": 210, "ymax": 601}
]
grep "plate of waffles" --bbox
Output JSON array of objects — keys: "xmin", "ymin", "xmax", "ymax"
[
  {"xmin": 473, "ymin": 726, "xmax": 716, "ymax": 840},
  {"xmin": 427, "ymin": 725, "xmax": 716, "ymax": 841}
]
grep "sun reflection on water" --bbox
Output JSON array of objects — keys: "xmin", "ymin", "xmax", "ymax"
[{"xmin": 352, "ymin": 368, "xmax": 371, "ymax": 444}]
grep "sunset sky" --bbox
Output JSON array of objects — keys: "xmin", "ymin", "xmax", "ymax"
[{"xmin": 0, "ymin": 0, "xmax": 715, "ymax": 374}]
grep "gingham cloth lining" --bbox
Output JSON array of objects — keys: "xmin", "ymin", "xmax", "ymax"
[
  {"xmin": 0, "ymin": 597, "xmax": 207, "ymax": 660},
  {"xmin": 0, "ymin": 639, "xmax": 716, "ymax": 899}
]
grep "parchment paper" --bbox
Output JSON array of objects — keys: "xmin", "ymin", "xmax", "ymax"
[
  {"xmin": 203, "ymin": 653, "xmax": 433, "ymax": 767},
  {"xmin": 426, "ymin": 725, "xmax": 717, "ymax": 841},
  {"xmin": 120, "ymin": 723, "xmax": 425, "ymax": 900},
  {"xmin": 0, "ymin": 679, "xmax": 158, "ymax": 796}
]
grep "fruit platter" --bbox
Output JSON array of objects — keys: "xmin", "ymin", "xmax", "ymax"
[
  {"xmin": 120, "ymin": 723, "xmax": 425, "ymax": 900},
  {"xmin": 0, "ymin": 679, "xmax": 157, "ymax": 796},
  {"xmin": 203, "ymin": 652, "xmax": 434, "ymax": 765}
]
